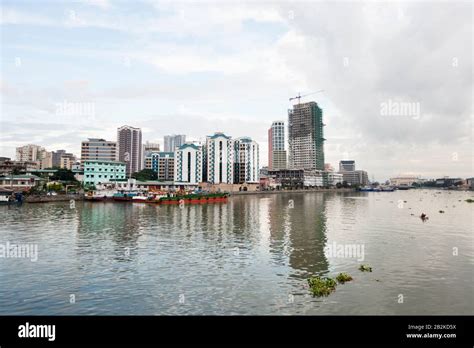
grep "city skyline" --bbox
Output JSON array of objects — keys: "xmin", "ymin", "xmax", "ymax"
[{"xmin": 1, "ymin": 1, "xmax": 472, "ymax": 181}]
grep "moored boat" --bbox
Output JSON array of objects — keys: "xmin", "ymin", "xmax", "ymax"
[
  {"xmin": 358, "ymin": 186, "xmax": 374, "ymax": 192},
  {"xmin": 158, "ymin": 193, "xmax": 229, "ymax": 205},
  {"xmin": 85, "ymin": 189, "xmax": 115, "ymax": 201},
  {"xmin": 113, "ymin": 192, "xmax": 138, "ymax": 201},
  {"xmin": 0, "ymin": 190, "xmax": 23, "ymax": 205}
]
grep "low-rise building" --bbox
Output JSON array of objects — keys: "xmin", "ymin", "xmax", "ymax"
[
  {"xmin": 98, "ymin": 178, "xmax": 200, "ymax": 192},
  {"xmin": 0, "ymin": 174, "xmax": 44, "ymax": 190},
  {"xmin": 326, "ymin": 172, "xmax": 343, "ymax": 186},
  {"xmin": 435, "ymin": 177, "xmax": 463, "ymax": 187},
  {"xmin": 83, "ymin": 160, "xmax": 126, "ymax": 187},
  {"xmin": 389, "ymin": 176, "xmax": 419, "ymax": 187},
  {"xmin": 267, "ymin": 169, "xmax": 325, "ymax": 188},
  {"xmin": 0, "ymin": 159, "xmax": 40, "ymax": 175},
  {"xmin": 340, "ymin": 170, "xmax": 369, "ymax": 186},
  {"xmin": 466, "ymin": 178, "xmax": 474, "ymax": 190}
]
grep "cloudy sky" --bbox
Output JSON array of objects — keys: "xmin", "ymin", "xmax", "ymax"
[{"xmin": 1, "ymin": 0, "xmax": 472, "ymax": 181}]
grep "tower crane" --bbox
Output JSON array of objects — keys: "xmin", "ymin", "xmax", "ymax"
[{"xmin": 289, "ymin": 90, "xmax": 324, "ymax": 103}]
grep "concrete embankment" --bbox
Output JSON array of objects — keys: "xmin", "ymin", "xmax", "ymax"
[
  {"xmin": 230, "ymin": 188, "xmax": 355, "ymax": 196},
  {"xmin": 25, "ymin": 194, "xmax": 85, "ymax": 203}
]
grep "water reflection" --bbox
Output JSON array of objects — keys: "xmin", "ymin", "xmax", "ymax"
[{"xmin": 2, "ymin": 190, "xmax": 471, "ymax": 314}]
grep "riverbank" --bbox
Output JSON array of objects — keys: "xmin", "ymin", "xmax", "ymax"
[
  {"xmin": 25, "ymin": 194, "xmax": 84, "ymax": 203},
  {"xmin": 22, "ymin": 189, "xmax": 355, "ymax": 203},
  {"xmin": 231, "ymin": 188, "xmax": 355, "ymax": 195}
]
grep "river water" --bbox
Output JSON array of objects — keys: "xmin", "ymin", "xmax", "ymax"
[{"xmin": 0, "ymin": 190, "xmax": 472, "ymax": 315}]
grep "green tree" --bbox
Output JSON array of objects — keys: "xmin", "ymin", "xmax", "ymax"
[
  {"xmin": 47, "ymin": 182, "xmax": 64, "ymax": 192},
  {"xmin": 131, "ymin": 169, "xmax": 158, "ymax": 181},
  {"xmin": 50, "ymin": 169, "xmax": 77, "ymax": 182}
]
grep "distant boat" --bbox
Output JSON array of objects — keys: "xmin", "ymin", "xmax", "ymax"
[
  {"xmin": 358, "ymin": 187, "xmax": 374, "ymax": 192},
  {"xmin": 380, "ymin": 187, "xmax": 395, "ymax": 192},
  {"xmin": 113, "ymin": 192, "xmax": 138, "ymax": 201},
  {"xmin": 85, "ymin": 190, "xmax": 115, "ymax": 201},
  {"xmin": 358, "ymin": 186, "xmax": 395, "ymax": 192},
  {"xmin": 0, "ymin": 190, "xmax": 23, "ymax": 205}
]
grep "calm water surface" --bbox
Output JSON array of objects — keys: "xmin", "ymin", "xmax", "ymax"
[{"xmin": 0, "ymin": 190, "xmax": 473, "ymax": 315}]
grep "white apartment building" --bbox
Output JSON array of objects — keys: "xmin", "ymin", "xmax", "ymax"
[
  {"xmin": 205, "ymin": 132, "xmax": 234, "ymax": 184},
  {"xmin": 174, "ymin": 143, "xmax": 203, "ymax": 185}
]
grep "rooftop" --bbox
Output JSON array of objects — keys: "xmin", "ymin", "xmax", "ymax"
[
  {"xmin": 0, "ymin": 174, "xmax": 43, "ymax": 180},
  {"xmin": 84, "ymin": 160, "xmax": 126, "ymax": 165},
  {"xmin": 208, "ymin": 132, "xmax": 231, "ymax": 140}
]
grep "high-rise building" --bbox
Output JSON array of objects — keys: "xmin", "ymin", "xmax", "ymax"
[
  {"xmin": 117, "ymin": 126, "xmax": 143, "ymax": 176},
  {"xmin": 52, "ymin": 150, "xmax": 66, "ymax": 167},
  {"xmin": 268, "ymin": 121, "xmax": 287, "ymax": 170},
  {"xmin": 40, "ymin": 151, "xmax": 53, "ymax": 169},
  {"xmin": 234, "ymin": 137, "xmax": 259, "ymax": 184},
  {"xmin": 81, "ymin": 139, "xmax": 117, "ymax": 164},
  {"xmin": 164, "ymin": 134, "xmax": 186, "ymax": 152},
  {"xmin": 144, "ymin": 152, "xmax": 175, "ymax": 181},
  {"xmin": 339, "ymin": 160, "xmax": 356, "ymax": 172},
  {"xmin": 16, "ymin": 144, "xmax": 46, "ymax": 162},
  {"xmin": 174, "ymin": 143, "xmax": 203, "ymax": 184},
  {"xmin": 205, "ymin": 132, "xmax": 234, "ymax": 184},
  {"xmin": 288, "ymin": 101, "xmax": 325, "ymax": 170}
]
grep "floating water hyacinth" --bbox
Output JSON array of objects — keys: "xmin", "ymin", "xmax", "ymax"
[
  {"xmin": 359, "ymin": 264, "xmax": 373, "ymax": 272},
  {"xmin": 336, "ymin": 272, "xmax": 353, "ymax": 284},
  {"xmin": 307, "ymin": 276, "xmax": 337, "ymax": 297}
]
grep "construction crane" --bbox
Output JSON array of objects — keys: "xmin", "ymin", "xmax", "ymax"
[{"xmin": 289, "ymin": 90, "xmax": 324, "ymax": 103}]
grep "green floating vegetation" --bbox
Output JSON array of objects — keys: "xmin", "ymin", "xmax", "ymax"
[
  {"xmin": 336, "ymin": 272, "xmax": 353, "ymax": 284},
  {"xmin": 466, "ymin": 198, "xmax": 474, "ymax": 203},
  {"xmin": 359, "ymin": 264, "xmax": 373, "ymax": 272},
  {"xmin": 307, "ymin": 276, "xmax": 337, "ymax": 297}
]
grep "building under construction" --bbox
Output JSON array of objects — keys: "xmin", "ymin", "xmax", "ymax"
[{"xmin": 288, "ymin": 101, "xmax": 325, "ymax": 171}]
